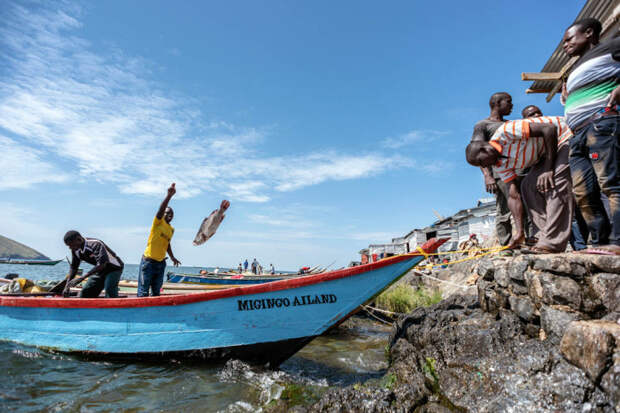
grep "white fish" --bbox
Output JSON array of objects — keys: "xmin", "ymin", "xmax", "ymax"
[{"xmin": 193, "ymin": 200, "xmax": 230, "ymax": 246}]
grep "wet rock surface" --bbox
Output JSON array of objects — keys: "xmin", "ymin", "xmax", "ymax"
[{"xmin": 304, "ymin": 253, "xmax": 619, "ymax": 412}]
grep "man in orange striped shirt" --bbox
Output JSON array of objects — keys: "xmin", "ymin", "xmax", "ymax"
[{"xmin": 466, "ymin": 114, "xmax": 572, "ymax": 252}]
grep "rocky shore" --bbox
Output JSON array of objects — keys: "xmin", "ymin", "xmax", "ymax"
[{"xmin": 289, "ymin": 253, "xmax": 619, "ymax": 412}]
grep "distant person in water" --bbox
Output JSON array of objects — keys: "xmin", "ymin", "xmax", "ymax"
[
  {"xmin": 137, "ymin": 183, "xmax": 181, "ymax": 297},
  {"xmin": 63, "ymin": 231, "xmax": 123, "ymax": 298}
]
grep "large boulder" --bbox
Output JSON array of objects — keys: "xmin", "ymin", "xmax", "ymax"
[
  {"xmin": 560, "ymin": 320, "xmax": 620, "ymax": 383},
  {"xmin": 529, "ymin": 255, "xmax": 588, "ymax": 279},
  {"xmin": 586, "ymin": 273, "xmax": 620, "ymax": 314},
  {"xmin": 540, "ymin": 305, "xmax": 583, "ymax": 344}
]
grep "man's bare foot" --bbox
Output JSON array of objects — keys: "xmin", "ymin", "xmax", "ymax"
[
  {"xmin": 597, "ymin": 245, "xmax": 620, "ymax": 255},
  {"xmin": 578, "ymin": 245, "xmax": 620, "ymax": 256},
  {"xmin": 507, "ymin": 234, "xmax": 525, "ymax": 250}
]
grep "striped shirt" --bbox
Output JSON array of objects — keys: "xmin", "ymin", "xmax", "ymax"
[
  {"xmin": 489, "ymin": 116, "xmax": 572, "ymax": 183},
  {"xmin": 565, "ymin": 37, "xmax": 620, "ymax": 130}
]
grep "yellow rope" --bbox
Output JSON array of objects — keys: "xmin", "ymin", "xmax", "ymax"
[
  {"xmin": 416, "ymin": 246, "xmax": 430, "ymax": 260},
  {"xmin": 418, "ymin": 246, "xmax": 507, "ymax": 256},
  {"xmin": 422, "ymin": 245, "xmax": 509, "ymax": 269}
]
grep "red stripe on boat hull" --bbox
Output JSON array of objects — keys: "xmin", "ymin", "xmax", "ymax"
[{"xmin": 0, "ymin": 239, "xmax": 446, "ymax": 309}]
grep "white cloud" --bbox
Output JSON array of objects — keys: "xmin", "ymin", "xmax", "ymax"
[
  {"xmin": 224, "ymin": 181, "xmax": 270, "ymax": 203},
  {"xmin": 272, "ymin": 152, "xmax": 410, "ymax": 191},
  {"xmin": 0, "ymin": 2, "xmax": 436, "ymax": 202},
  {"xmin": 381, "ymin": 129, "xmax": 449, "ymax": 149},
  {"xmin": 0, "ymin": 135, "xmax": 68, "ymax": 189}
]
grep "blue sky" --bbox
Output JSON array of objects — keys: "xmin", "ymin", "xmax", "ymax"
[{"xmin": 0, "ymin": 0, "xmax": 581, "ymax": 269}]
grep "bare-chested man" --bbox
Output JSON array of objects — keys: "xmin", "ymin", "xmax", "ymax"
[{"xmin": 470, "ymin": 92, "xmax": 514, "ymax": 251}]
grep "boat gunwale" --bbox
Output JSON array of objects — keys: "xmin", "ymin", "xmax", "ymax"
[{"xmin": 0, "ymin": 239, "xmax": 444, "ymax": 309}]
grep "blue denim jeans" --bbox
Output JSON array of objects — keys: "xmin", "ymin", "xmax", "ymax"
[
  {"xmin": 569, "ymin": 114, "xmax": 620, "ymax": 246},
  {"xmin": 569, "ymin": 204, "xmax": 589, "ymax": 251},
  {"xmin": 80, "ymin": 269, "xmax": 122, "ymax": 298},
  {"xmin": 137, "ymin": 256, "xmax": 166, "ymax": 297}
]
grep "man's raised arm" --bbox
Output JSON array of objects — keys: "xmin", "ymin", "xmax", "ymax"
[{"xmin": 157, "ymin": 183, "xmax": 176, "ymax": 219}]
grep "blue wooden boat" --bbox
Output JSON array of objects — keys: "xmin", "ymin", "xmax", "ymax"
[
  {"xmin": 0, "ymin": 239, "xmax": 444, "ymax": 366},
  {"xmin": 166, "ymin": 272, "xmax": 286, "ymax": 286}
]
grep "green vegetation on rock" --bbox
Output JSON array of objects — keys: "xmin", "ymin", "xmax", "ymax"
[
  {"xmin": 271, "ymin": 383, "xmax": 324, "ymax": 409},
  {"xmin": 380, "ymin": 373, "xmax": 397, "ymax": 390},
  {"xmin": 375, "ymin": 284, "xmax": 442, "ymax": 314}
]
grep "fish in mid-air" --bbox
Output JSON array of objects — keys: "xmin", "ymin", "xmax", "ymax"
[{"xmin": 193, "ymin": 199, "xmax": 230, "ymax": 246}]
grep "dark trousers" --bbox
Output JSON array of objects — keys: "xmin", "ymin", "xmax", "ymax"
[
  {"xmin": 570, "ymin": 200, "xmax": 589, "ymax": 251},
  {"xmin": 521, "ymin": 145, "xmax": 573, "ymax": 252},
  {"xmin": 495, "ymin": 176, "xmax": 534, "ymax": 246},
  {"xmin": 495, "ymin": 178, "xmax": 512, "ymax": 246},
  {"xmin": 137, "ymin": 256, "xmax": 166, "ymax": 297},
  {"xmin": 80, "ymin": 270, "xmax": 122, "ymax": 298},
  {"xmin": 569, "ymin": 115, "xmax": 620, "ymax": 246}
]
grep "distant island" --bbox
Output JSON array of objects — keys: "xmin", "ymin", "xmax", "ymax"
[{"xmin": 0, "ymin": 235, "xmax": 50, "ymax": 260}]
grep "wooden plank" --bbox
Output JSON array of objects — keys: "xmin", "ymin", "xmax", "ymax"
[
  {"xmin": 521, "ymin": 72, "xmax": 562, "ymax": 81},
  {"xmin": 545, "ymin": 55, "xmax": 579, "ymax": 101},
  {"xmin": 546, "ymin": 80, "xmax": 563, "ymax": 102}
]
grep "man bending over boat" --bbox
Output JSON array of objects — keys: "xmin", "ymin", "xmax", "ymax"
[
  {"xmin": 63, "ymin": 231, "xmax": 124, "ymax": 298},
  {"xmin": 138, "ymin": 183, "xmax": 181, "ymax": 297}
]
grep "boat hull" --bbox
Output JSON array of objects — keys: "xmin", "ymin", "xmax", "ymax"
[
  {"xmin": 0, "ymin": 239, "xmax": 444, "ymax": 366},
  {"xmin": 167, "ymin": 273, "xmax": 285, "ymax": 285},
  {"xmin": 67, "ymin": 336, "xmax": 317, "ymax": 367},
  {"xmin": 0, "ymin": 259, "xmax": 62, "ymax": 265}
]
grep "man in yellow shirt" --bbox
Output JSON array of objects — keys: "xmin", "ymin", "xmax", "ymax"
[{"xmin": 137, "ymin": 183, "xmax": 182, "ymax": 297}]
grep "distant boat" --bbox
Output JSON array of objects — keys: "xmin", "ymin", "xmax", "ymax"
[
  {"xmin": 0, "ymin": 258, "xmax": 62, "ymax": 266},
  {"xmin": 166, "ymin": 272, "xmax": 287, "ymax": 286},
  {"xmin": 0, "ymin": 238, "xmax": 445, "ymax": 366}
]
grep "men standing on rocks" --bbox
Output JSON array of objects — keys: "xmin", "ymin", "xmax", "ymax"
[
  {"xmin": 62, "ymin": 231, "xmax": 123, "ymax": 298},
  {"xmin": 470, "ymin": 92, "xmax": 514, "ymax": 252},
  {"xmin": 138, "ymin": 183, "xmax": 181, "ymax": 297},
  {"xmin": 466, "ymin": 114, "xmax": 573, "ymax": 252},
  {"xmin": 562, "ymin": 18, "xmax": 620, "ymax": 254}
]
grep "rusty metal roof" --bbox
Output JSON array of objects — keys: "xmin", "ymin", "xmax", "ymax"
[{"xmin": 526, "ymin": 0, "xmax": 620, "ymax": 101}]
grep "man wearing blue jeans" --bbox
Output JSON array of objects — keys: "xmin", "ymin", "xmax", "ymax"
[
  {"xmin": 562, "ymin": 18, "xmax": 620, "ymax": 253},
  {"xmin": 138, "ymin": 183, "xmax": 182, "ymax": 296},
  {"xmin": 63, "ymin": 231, "xmax": 124, "ymax": 298}
]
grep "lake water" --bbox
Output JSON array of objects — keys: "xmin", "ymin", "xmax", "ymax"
[
  {"xmin": 1, "ymin": 262, "xmax": 229, "ymax": 283},
  {"xmin": 0, "ymin": 263, "xmax": 391, "ymax": 412}
]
